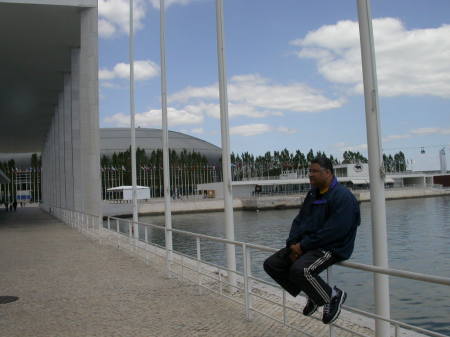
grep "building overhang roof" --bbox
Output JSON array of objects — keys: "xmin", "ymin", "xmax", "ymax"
[
  {"xmin": 0, "ymin": 0, "xmax": 96, "ymax": 7},
  {"xmin": 0, "ymin": 1, "xmax": 94, "ymax": 153},
  {"xmin": 350, "ymin": 179, "xmax": 369, "ymax": 185},
  {"xmin": 107, "ymin": 186, "xmax": 150, "ymax": 191}
]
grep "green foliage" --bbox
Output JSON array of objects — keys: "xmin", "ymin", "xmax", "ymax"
[
  {"xmin": 342, "ymin": 151, "xmax": 368, "ymax": 164},
  {"xmin": 230, "ymin": 148, "xmax": 339, "ymax": 177},
  {"xmin": 100, "ymin": 147, "xmax": 209, "ymax": 185},
  {"xmin": 383, "ymin": 151, "xmax": 406, "ymax": 172}
]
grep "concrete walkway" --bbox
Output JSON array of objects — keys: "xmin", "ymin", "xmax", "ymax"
[{"xmin": 0, "ymin": 208, "xmax": 302, "ymax": 337}]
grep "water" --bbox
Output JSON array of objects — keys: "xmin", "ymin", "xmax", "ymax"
[{"xmin": 140, "ymin": 196, "xmax": 450, "ymax": 335}]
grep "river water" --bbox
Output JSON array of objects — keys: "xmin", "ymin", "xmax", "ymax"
[{"xmin": 140, "ymin": 196, "xmax": 450, "ymax": 334}]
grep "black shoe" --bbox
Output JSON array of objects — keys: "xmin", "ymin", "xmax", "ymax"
[
  {"xmin": 302, "ymin": 298, "xmax": 318, "ymax": 316},
  {"xmin": 322, "ymin": 286, "xmax": 346, "ymax": 324}
]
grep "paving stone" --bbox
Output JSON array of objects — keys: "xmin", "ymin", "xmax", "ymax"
[{"xmin": 0, "ymin": 208, "xmax": 375, "ymax": 337}]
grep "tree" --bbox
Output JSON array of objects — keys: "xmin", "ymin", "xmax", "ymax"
[{"xmin": 342, "ymin": 151, "xmax": 368, "ymax": 164}]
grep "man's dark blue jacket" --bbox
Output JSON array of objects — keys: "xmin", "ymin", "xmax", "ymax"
[{"xmin": 286, "ymin": 177, "xmax": 360, "ymax": 260}]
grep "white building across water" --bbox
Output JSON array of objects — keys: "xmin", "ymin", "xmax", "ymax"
[{"xmin": 198, "ymin": 163, "xmax": 449, "ymax": 199}]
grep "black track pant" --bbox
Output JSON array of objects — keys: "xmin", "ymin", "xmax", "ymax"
[{"xmin": 263, "ymin": 247, "xmax": 339, "ymax": 306}]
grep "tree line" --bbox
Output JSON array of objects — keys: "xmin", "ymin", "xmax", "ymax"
[{"xmin": 0, "ymin": 149, "xmax": 408, "ymax": 175}]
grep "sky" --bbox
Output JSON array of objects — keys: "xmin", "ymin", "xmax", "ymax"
[{"xmin": 97, "ymin": 0, "xmax": 450, "ymax": 171}]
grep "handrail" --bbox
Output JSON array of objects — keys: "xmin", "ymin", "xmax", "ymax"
[
  {"xmin": 112, "ymin": 215, "xmax": 449, "ymax": 337},
  {"xmin": 109, "ymin": 215, "xmax": 450, "ymax": 287},
  {"xmin": 54, "ymin": 209, "xmax": 450, "ymax": 337}
]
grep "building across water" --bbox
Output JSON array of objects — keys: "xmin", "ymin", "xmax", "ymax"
[{"xmin": 198, "ymin": 163, "xmax": 450, "ymax": 199}]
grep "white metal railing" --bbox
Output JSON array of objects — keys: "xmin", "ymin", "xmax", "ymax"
[
  {"xmin": 52, "ymin": 207, "xmax": 450, "ymax": 337},
  {"xmin": 51, "ymin": 207, "xmax": 102, "ymax": 235},
  {"xmin": 103, "ymin": 215, "xmax": 449, "ymax": 337}
]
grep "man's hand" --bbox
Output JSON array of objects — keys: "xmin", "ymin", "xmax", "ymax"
[{"xmin": 289, "ymin": 243, "xmax": 303, "ymax": 262}]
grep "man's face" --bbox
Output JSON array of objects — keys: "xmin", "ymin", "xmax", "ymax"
[{"xmin": 308, "ymin": 163, "xmax": 331, "ymax": 188}]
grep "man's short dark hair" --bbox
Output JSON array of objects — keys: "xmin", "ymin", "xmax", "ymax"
[{"xmin": 311, "ymin": 156, "xmax": 334, "ymax": 175}]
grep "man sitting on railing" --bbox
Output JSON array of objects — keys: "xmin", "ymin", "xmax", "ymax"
[{"xmin": 264, "ymin": 157, "xmax": 360, "ymax": 324}]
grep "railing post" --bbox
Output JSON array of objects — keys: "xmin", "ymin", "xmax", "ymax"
[
  {"xmin": 165, "ymin": 229, "xmax": 173, "ymax": 278},
  {"xmin": 327, "ymin": 267, "xmax": 336, "ymax": 337},
  {"xmin": 128, "ymin": 221, "xmax": 132, "ymax": 239},
  {"xmin": 394, "ymin": 324, "xmax": 400, "ymax": 337},
  {"xmin": 242, "ymin": 244, "xmax": 252, "ymax": 320},
  {"xmin": 196, "ymin": 237, "xmax": 202, "ymax": 294},
  {"xmin": 181, "ymin": 256, "xmax": 184, "ymax": 281},
  {"xmin": 144, "ymin": 226, "xmax": 148, "ymax": 243},
  {"xmin": 107, "ymin": 216, "xmax": 110, "ymax": 230},
  {"xmin": 116, "ymin": 218, "xmax": 120, "ymax": 233}
]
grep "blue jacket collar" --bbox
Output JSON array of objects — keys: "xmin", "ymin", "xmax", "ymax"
[
  {"xmin": 330, "ymin": 176, "xmax": 338, "ymax": 190},
  {"xmin": 312, "ymin": 176, "xmax": 338, "ymax": 197}
]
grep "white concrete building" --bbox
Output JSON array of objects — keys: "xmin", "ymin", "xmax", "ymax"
[
  {"xmin": 107, "ymin": 186, "xmax": 151, "ymax": 201},
  {"xmin": 0, "ymin": 0, "xmax": 101, "ymax": 217},
  {"xmin": 198, "ymin": 163, "xmax": 441, "ymax": 199}
]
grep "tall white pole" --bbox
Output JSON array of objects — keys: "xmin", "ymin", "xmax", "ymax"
[
  {"xmin": 130, "ymin": 0, "xmax": 139, "ymax": 238},
  {"xmin": 215, "ymin": 0, "xmax": 237, "ymax": 286},
  {"xmin": 160, "ymin": 0, "xmax": 173, "ymax": 264},
  {"xmin": 356, "ymin": 1, "xmax": 390, "ymax": 336}
]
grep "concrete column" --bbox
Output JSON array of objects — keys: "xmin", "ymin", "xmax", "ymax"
[
  {"xmin": 64, "ymin": 74, "xmax": 74, "ymax": 210},
  {"xmin": 71, "ymin": 48, "xmax": 82, "ymax": 213},
  {"xmin": 52, "ymin": 111, "xmax": 57, "ymax": 209},
  {"xmin": 46, "ymin": 137, "xmax": 51, "ymax": 210},
  {"xmin": 45, "ymin": 142, "xmax": 49, "ymax": 210},
  {"xmin": 41, "ymin": 141, "xmax": 47, "ymax": 211},
  {"xmin": 48, "ymin": 117, "xmax": 52, "ymax": 209},
  {"xmin": 58, "ymin": 92, "xmax": 66, "ymax": 209},
  {"xmin": 79, "ymin": 7, "xmax": 101, "ymax": 217},
  {"xmin": 50, "ymin": 115, "xmax": 58, "ymax": 207},
  {"xmin": 45, "ymin": 144, "xmax": 49, "ymax": 210},
  {"xmin": 55, "ymin": 106, "xmax": 61, "ymax": 208},
  {"xmin": 47, "ymin": 125, "xmax": 51, "ymax": 209}
]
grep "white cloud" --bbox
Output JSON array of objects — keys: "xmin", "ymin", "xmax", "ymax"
[
  {"xmin": 169, "ymin": 86, "xmax": 219, "ymax": 103},
  {"xmin": 100, "ymin": 81, "xmax": 118, "ymax": 89},
  {"xmin": 291, "ymin": 18, "xmax": 450, "ymax": 98},
  {"xmin": 169, "ymin": 73, "xmax": 344, "ymax": 119},
  {"xmin": 98, "ymin": 0, "xmax": 199, "ymax": 37},
  {"xmin": 230, "ymin": 124, "xmax": 297, "ymax": 137},
  {"xmin": 337, "ymin": 127, "xmax": 449, "ymax": 151},
  {"xmin": 382, "ymin": 134, "xmax": 411, "ymax": 142},
  {"xmin": 410, "ymin": 127, "xmax": 450, "ymax": 135},
  {"xmin": 99, "ymin": 60, "xmax": 160, "ymax": 82},
  {"xmin": 275, "ymin": 126, "xmax": 297, "ymax": 134},
  {"xmin": 346, "ymin": 144, "xmax": 368, "ymax": 151},
  {"xmin": 333, "ymin": 142, "xmax": 346, "ymax": 148},
  {"xmin": 103, "ymin": 113, "xmax": 129, "ymax": 127},
  {"xmin": 335, "ymin": 142, "xmax": 368, "ymax": 152},
  {"xmin": 230, "ymin": 124, "xmax": 272, "ymax": 136},
  {"xmin": 98, "ymin": 0, "xmax": 147, "ymax": 38},
  {"xmin": 103, "ymin": 107, "xmax": 203, "ymax": 127},
  {"xmin": 98, "ymin": 19, "xmax": 116, "ymax": 38},
  {"xmin": 191, "ymin": 127, "xmax": 204, "ymax": 134}
]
